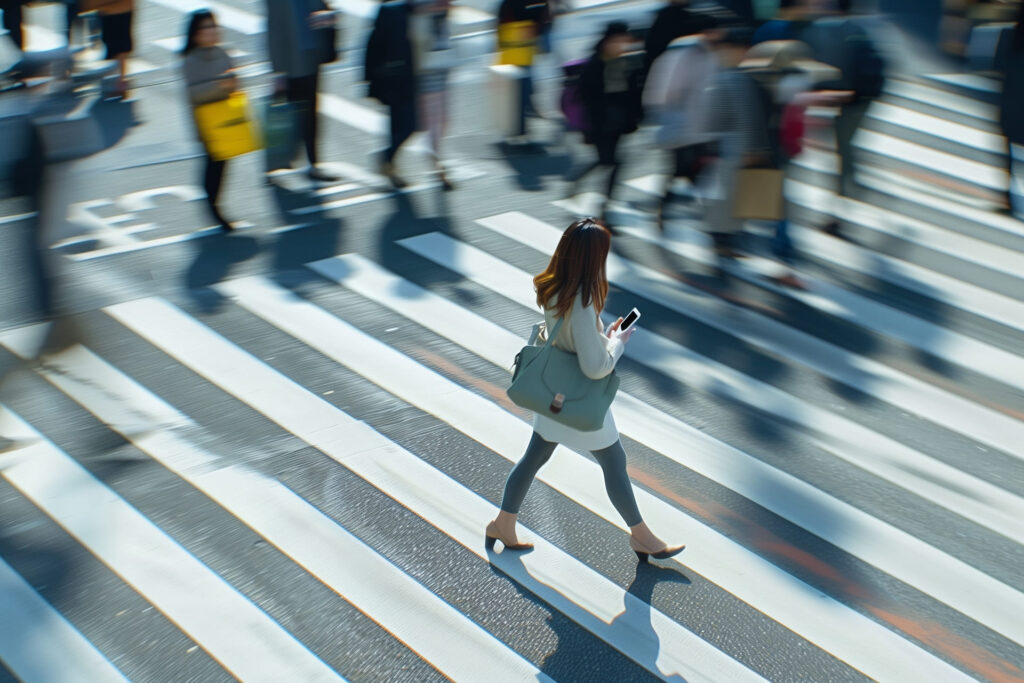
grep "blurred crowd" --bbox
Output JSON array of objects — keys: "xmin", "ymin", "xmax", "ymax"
[{"xmin": 2, "ymin": 0, "xmax": 1023, "ymax": 323}]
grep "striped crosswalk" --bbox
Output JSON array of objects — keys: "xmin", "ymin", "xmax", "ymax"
[{"xmin": 3, "ymin": 2, "xmax": 1024, "ymax": 679}]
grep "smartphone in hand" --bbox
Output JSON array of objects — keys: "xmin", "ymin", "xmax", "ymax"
[{"xmin": 619, "ymin": 307, "xmax": 641, "ymax": 332}]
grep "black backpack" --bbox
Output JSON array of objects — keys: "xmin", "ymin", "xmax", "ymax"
[{"xmin": 803, "ymin": 18, "xmax": 884, "ymax": 99}]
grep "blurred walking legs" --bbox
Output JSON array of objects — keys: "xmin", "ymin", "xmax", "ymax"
[
  {"xmin": 419, "ymin": 89, "xmax": 453, "ymax": 189},
  {"xmin": 567, "ymin": 132, "xmax": 624, "ymax": 222},
  {"xmin": 286, "ymin": 72, "xmax": 320, "ymax": 169},
  {"xmin": 202, "ymin": 153, "xmax": 231, "ymax": 231},
  {"xmin": 834, "ymin": 99, "xmax": 868, "ymax": 198},
  {"xmin": 383, "ymin": 99, "xmax": 416, "ymax": 188},
  {"xmin": 2, "ymin": 0, "xmax": 24, "ymax": 49}
]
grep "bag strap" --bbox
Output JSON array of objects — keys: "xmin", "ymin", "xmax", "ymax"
[{"xmin": 543, "ymin": 317, "xmax": 564, "ymax": 348}]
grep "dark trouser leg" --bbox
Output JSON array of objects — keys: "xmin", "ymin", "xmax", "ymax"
[
  {"xmin": 2, "ymin": 1, "xmax": 24, "ymax": 49},
  {"xmin": 590, "ymin": 440, "xmax": 643, "ymax": 527},
  {"xmin": 499, "ymin": 431, "xmax": 558, "ymax": 514},
  {"xmin": 65, "ymin": 1, "xmax": 78, "ymax": 41},
  {"xmin": 517, "ymin": 71, "xmax": 533, "ymax": 136},
  {"xmin": 601, "ymin": 132, "xmax": 623, "ymax": 200},
  {"xmin": 287, "ymin": 73, "xmax": 319, "ymax": 167},
  {"xmin": 835, "ymin": 100, "xmax": 869, "ymax": 198},
  {"xmin": 386, "ymin": 99, "xmax": 416, "ymax": 164},
  {"xmin": 203, "ymin": 154, "xmax": 227, "ymax": 225}
]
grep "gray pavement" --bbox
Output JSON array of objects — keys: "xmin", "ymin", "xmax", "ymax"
[{"xmin": 1, "ymin": 1, "xmax": 1023, "ymax": 682}]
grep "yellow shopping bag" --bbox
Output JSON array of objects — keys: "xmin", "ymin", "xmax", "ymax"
[
  {"xmin": 194, "ymin": 92, "xmax": 262, "ymax": 161},
  {"xmin": 497, "ymin": 21, "xmax": 537, "ymax": 67}
]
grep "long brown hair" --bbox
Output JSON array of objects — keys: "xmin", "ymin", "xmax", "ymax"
[{"xmin": 533, "ymin": 217, "xmax": 611, "ymax": 318}]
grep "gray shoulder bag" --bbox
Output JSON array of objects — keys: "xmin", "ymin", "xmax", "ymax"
[{"xmin": 507, "ymin": 317, "xmax": 620, "ymax": 432}]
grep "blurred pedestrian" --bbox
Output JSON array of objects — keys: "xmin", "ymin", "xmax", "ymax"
[
  {"xmin": 565, "ymin": 22, "xmax": 643, "ymax": 230},
  {"xmin": 643, "ymin": 0, "xmax": 714, "ymax": 73},
  {"xmin": 998, "ymin": 3, "xmax": 1024, "ymax": 216},
  {"xmin": 1, "ymin": 0, "xmax": 24, "ymax": 50},
  {"xmin": 496, "ymin": 0, "xmax": 547, "ymax": 140},
  {"xmin": 365, "ymin": 0, "xmax": 417, "ymax": 188},
  {"xmin": 485, "ymin": 217, "xmax": 685, "ymax": 563},
  {"xmin": 266, "ymin": 0, "xmax": 339, "ymax": 183},
  {"xmin": 801, "ymin": 0, "xmax": 884, "ymax": 234},
  {"xmin": 81, "ymin": 0, "xmax": 134, "ymax": 98},
  {"xmin": 411, "ymin": 0, "xmax": 457, "ymax": 190},
  {"xmin": 183, "ymin": 10, "xmax": 238, "ymax": 232},
  {"xmin": 752, "ymin": 0, "xmax": 811, "ymax": 44},
  {"xmin": 643, "ymin": 17, "xmax": 720, "ymax": 231},
  {"xmin": 700, "ymin": 26, "xmax": 771, "ymax": 258}
]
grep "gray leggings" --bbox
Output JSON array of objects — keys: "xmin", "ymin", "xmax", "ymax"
[{"xmin": 499, "ymin": 431, "xmax": 643, "ymax": 527}]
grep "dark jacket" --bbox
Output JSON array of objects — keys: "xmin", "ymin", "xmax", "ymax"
[
  {"xmin": 266, "ymin": 0, "xmax": 329, "ymax": 78},
  {"xmin": 579, "ymin": 53, "xmax": 643, "ymax": 143},
  {"xmin": 643, "ymin": 3, "xmax": 711, "ymax": 71},
  {"xmin": 365, "ymin": 0, "xmax": 415, "ymax": 106},
  {"xmin": 1000, "ymin": 46, "xmax": 1024, "ymax": 144}
]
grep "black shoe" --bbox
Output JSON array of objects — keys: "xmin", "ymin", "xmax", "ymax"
[
  {"xmin": 307, "ymin": 167, "xmax": 339, "ymax": 183},
  {"xmin": 219, "ymin": 221, "xmax": 235, "ymax": 233}
]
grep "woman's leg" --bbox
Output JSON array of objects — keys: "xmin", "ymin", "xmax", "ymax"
[
  {"xmin": 590, "ymin": 440, "xmax": 642, "ymax": 527},
  {"xmin": 499, "ymin": 431, "xmax": 558, "ymax": 515},
  {"xmin": 203, "ymin": 154, "xmax": 229, "ymax": 228}
]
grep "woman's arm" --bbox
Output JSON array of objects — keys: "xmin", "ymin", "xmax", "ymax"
[
  {"xmin": 184, "ymin": 49, "xmax": 235, "ymax": 105},
  {"xmin": 570, "ymin": 296, "xmax": 624, "ymax": 380}
]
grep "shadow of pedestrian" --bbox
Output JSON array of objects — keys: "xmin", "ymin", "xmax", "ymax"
[
  {"xmin": 485, "ymin": 544, "xmax": 690, "ymax": 682},
  {"xmin": 184, "ymin": 233, "xmax": 260, "ymax": 313},
  {"xmin": 496, "ymin": 142, "xmax": 572, "ymax": 192},
  {"xmin": 92, "ymin": 97, "xmax": 140, "ymax": 152}
]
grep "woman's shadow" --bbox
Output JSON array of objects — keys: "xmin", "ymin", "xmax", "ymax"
[{"xmin": 488, "ymin": 548, "xmax": 691, "ymax": 682}]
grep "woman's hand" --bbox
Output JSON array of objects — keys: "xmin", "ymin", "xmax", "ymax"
[
  {"xmin": 606, "ymin": 317, "xmax": 635, "ymax": 343},
  {"xmin": 220, "ymin": 74, "xmax": 238, "ymax": 93}
]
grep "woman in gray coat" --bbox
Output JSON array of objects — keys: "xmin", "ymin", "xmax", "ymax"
[{"xmin": 183, "ymin": 10, "xmax": 237, "ymax": 232}]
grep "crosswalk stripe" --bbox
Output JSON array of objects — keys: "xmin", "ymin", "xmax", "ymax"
[
  {"xmin": 2, "ymin": 344, "xmax": 547, "ymax": 683},
  {"xmin": 0, "ymin": 407, "xmax": 343, "ymax": 683},
  {"xmin": 784, "ymin": 178, "xmax": 1022, "ymax": 278},
  {"xmin": 619, "ymin": 178, "xmax": 1024, "ymax": 391},
  {"xmin": 884, "ymin": 78, "xmax": 998, "ymax": 122},
  {"xmin": 868, "ymin": 101, "xmax": 1006, "ymax": 154},
  {"xmin": 398, "ymin": 232, "xmax": 1024, "ymax": 550},
  {"xmin": 788, "ymin": 217, "xmax": 1024, "ymax": 333},
  {"xmin": 209, "ymin": 274, "xmax": 983, "ymax": 681},
  {"xmin": 0, "ymin": 557, "xmax": 128, "ymax": 682},
  {"xmin": 854, "ymin": 128, "xmax": 1006, "ymax": 191},
  {"xmin": 475, "ymin": 211, "xmax": 1024, "ymax": 461},
  {"xmin": 103, "ymin": 294, "xmax": 766, "ymax": 682},
  {"xmin": 145, "ymin": 0, "xmax": 263, "ymax": 35},
  {"xmin": 309, "ymin": 251, "xmax": 1024, "ymax": 647}
]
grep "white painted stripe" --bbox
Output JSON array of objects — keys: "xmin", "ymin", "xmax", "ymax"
[
  {"xmin": 884, "ymin": 79, "xmax": 998, "ymax": 122},
  {"xmin": 104, "ymin": 296, "xmax": 765, "ymax": 683},
  {"xmin": 787, "ymin": 217, "xmax": 1024, "ymax": 334},
  {"xmin": 850, "ymin": 164, "xmax": 1024, "ymax": 240},
  {"xmin": 855, "ymin": 128, "xmax": 1006, "ymax": 191},
  {"xmin": 620, "ymin": 175, "xmax": 1024, "ymax": 391},
  {"xmin": 66, "ymin": 226, "xmax": 236, "ymax": 262},
  {"xmin": 398, "ymin": 232, "xmax": 1024, "ymax": 554},
  {"xmin": 13, "ymin": 345, "xmax": 547, "ymax": 683},
  {"xmin": 0, "ymin": 556, "xmax": 128, "ymax": 682},
  {"xmin": 785, "ymin": 178, "xmax": 1022, "ymax": 279},
  {"xmin": 475, "ymin": 212, "xmax": 1024, "ymax": 461},
  {"xmin": 146, "ymin": 0, "xmax": 264, "ymax": 35},
  {"xmin": 337, "ymin": 0, "xmax": 490, "ymax": 23},
  {"xmin": 211, "ymin": 274, "xmax": 980, "ymax": 681},
  {"xmin": 0, "ymin": 212, "xmax": 37, "ymax": 225},
  {"xmin": 868, "ymin": 101, "xmax": 1005, "ymax": 154},
  {"xmin": 309, "ymin": 252, "xmax": 1024, "ymax": 647},
  {"xmin": 0, "ymin": 408, "xmax": 342, "ymax": 683},
  {"xmin": 929, "ymin": 73, "xmax": 1001, "ymax": 94}
]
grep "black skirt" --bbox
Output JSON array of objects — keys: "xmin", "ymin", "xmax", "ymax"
[{"xmin": 100, "ymin": 11, "xmax": 133, "ymax": 59}]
